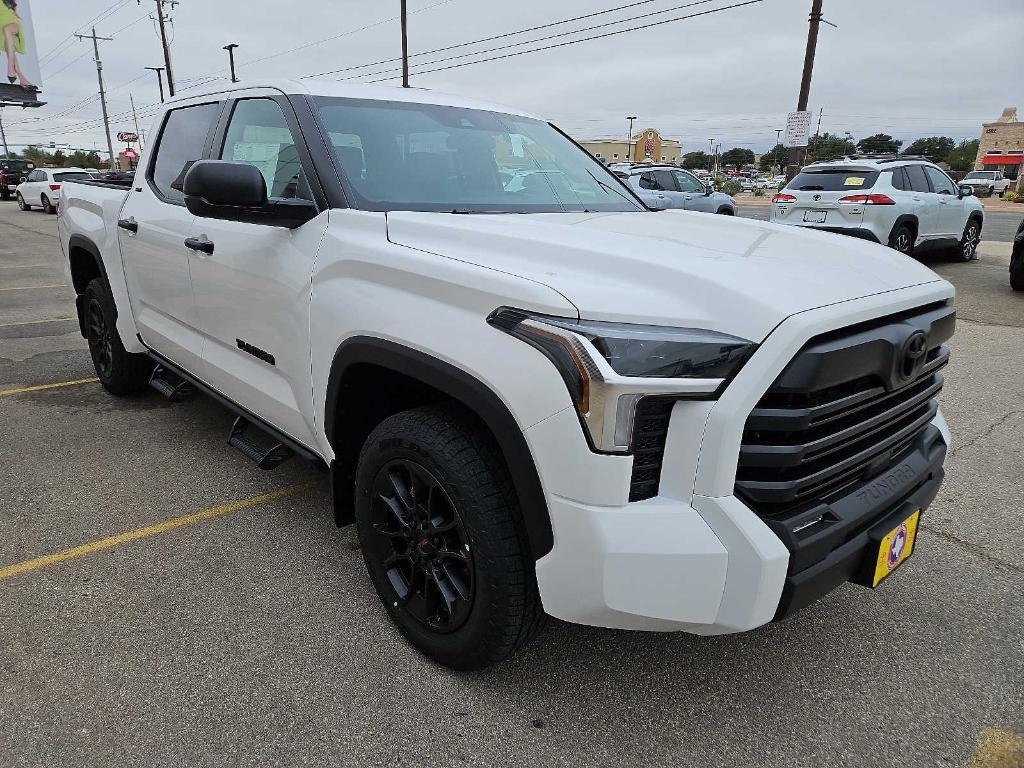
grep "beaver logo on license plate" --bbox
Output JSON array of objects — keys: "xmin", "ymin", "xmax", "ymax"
[{"xmin": 872, "ymin": 510, "xmax": 920, "ymax": 587}]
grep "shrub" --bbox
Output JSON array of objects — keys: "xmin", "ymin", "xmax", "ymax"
[
  {"xmin": 1003, "ymin": 191, "xmax": 1018, "ymax": 203},
  {"xmin": 721, "ymin": 180, "xmax": 742, "ymax": 196}
]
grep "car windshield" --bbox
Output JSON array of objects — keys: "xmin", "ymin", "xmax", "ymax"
[
  {"xmin": 313, "ymin": 97, "xmax": 644, "ymax": 213},
  {"xmin": 787, "ymin": 169, "xmax": 880, "ymax": 191},
  {"xmin": 964, "ymin": 172, "xmax": 995, "ymax": 180}
]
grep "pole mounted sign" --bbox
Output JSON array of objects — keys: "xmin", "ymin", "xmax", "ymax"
[
  {"xmin": 784, "ymin": 110, "xmax": 812, "ymax": 148},
  {"xmin": 117, "ymin": 131, "xmax": 139, "ymax": 143},
  {"xmin": 0, "ymin": 0, "xmax": 44, "ymax": 106}
]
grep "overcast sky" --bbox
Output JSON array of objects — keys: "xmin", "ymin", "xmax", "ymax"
[{"xmin": 2, "ymin": 0, "xmax": 1022, "ymax": 155}]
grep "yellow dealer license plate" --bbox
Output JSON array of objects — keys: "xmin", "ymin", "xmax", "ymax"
[{"xmin": 872, "ymin": 510, "xmax": 920, "ymax": 587}]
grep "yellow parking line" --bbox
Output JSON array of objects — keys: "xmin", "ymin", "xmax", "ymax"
[
  {"xmin": 970, "ymin": 728, "xmax": 1024, "ymax": 767},
  {"xmin": 0, "ymin": 377, "xmax": 98, "ymax": 397},
  {"xmin": 0, "ymin": 316, "xmax": 76, "ymax": 328},
  {"xmin": 0, "ymin": 483, "xmax": 313, "ymax": 581},
  {"xmin": 0, "ymin": 284, "xmax": 67, "ymax": 292}
]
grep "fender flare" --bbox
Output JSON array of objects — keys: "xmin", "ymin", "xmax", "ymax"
[
  {"xmin": 67, "ymin": 234, "xmax": 111, "ymax": 337},
  {"xmin": 325, "ymin": 337, "xmax": 554, "ymax": 561},
  {"xmin": 887, "ymin": 214, "xmax": 919, "ymax": 245}
]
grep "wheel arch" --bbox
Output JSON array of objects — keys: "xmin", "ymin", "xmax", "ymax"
[
  {"xmin": 67, "ymin": 235, "xmax": 110, "ymax": 338},
  {"xmin": 324, "ymin": 337, "xmax": 553, "ymax": 562},
  {"xmin": 888, "ymin": 214, "xmax": 919, "ymax": 244}
]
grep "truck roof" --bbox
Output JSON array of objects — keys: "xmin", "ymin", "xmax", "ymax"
[{"xmin": 165, "ymin": 78, "xmax": 543, "ymax": 121}]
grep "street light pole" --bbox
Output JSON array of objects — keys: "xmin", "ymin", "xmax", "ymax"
[
  {"xmin": 223, "ymin": 43, "xmax": 239, "ymax": 83},
  {"xmin": 145, "ymin": 66, "xmax": 165, "ymax": 103},
  {"xmin": 708, "ymin": 138, "xmax": 715, "ymax": 172},
  {"xmin": 626, "ymin": 116, "xmax": 637, "ymax": 162}
]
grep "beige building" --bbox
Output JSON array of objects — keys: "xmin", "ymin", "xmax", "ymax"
[
  {"xmin": 579, "ymin": 128, "xmax": 682, "ymax": 164},
  {"xmin": 974, "ymin": 107, "xmax": 1023, "ymax": 182}
]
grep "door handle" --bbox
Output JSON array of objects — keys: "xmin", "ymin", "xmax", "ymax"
[
  {"xmin": 117, "ymin": 217, "xmax": 138, "ymax": 233},
  {"xmin": 184, "ymin": 236, "xmax": 214, "ymax": 255},
  {"xmin": 911, "ymin": 196, "xmax": 922, "ymax": 201}
]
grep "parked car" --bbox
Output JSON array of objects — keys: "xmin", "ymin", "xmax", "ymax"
[
  {"xmin": 960, "ymin": 170, "xmax": 1012, "ymax": 198},
  {"xmin": 610, "ymin": 170, "xmax": 670, "ymax": 209},
  {"xmin": 0, "ymin": 158, "xmax": 35, "ymax": 200},
  {"xmin": 617, "ymin": 164, "xmax": 736, "ymax": 214},
  {"xmin": 739, "ymin": 177, "xmax": 766, "ymax": 192},
  {"xmin": 60, "ymin": 80, "xmax": 955, "ymax": 670},
  {"xmin": 16, "ymin": 167, "xmax": 93, "ymax": 213},
  {"xmin": 770, "ymin": 156, "xmax": 984, "ymax": 261},
  {"xmin": 1011, "ymin": 218, "xmax": 1024, "ymax": 292}
]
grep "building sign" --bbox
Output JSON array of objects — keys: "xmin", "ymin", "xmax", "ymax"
[
  {"xmin": 0, "ymin": 0, "xmax": 43, "ymax": 106},
  {"xmin": 117, "ymin": 131, "xmax": 139, "ymax": 143},
  {"xmin": 784, "ymin": 110, "xmax": 812, "ymax": 148}
]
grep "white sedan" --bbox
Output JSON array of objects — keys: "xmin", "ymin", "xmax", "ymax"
[{"xmin": 16, "ymin": 167, "xmax": 93, "ymax": 213}]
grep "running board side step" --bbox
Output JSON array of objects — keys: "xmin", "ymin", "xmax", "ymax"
[
  {"xmin": 227, "ymin": 416, "xmax": 294, "ymax": 470},
  {"xmin": 148, "ymin": 364, "xmax": 195, "ymax": 401}
]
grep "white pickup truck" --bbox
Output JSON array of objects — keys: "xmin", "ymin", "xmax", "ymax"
[
  {"xmin": 960, "ymin": 169, "xmax": 1012, "ymax": 197},
  {"xmin": 59, "ymin": 80, "xmax": 955, "ymax": 670}
]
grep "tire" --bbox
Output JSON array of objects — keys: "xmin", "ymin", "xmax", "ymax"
[
  {"xmin": 41, "ymin": 195, "xmax": 55, "ymax": 214},
  {"xmin": 16, "ymin": 192, "xmax": 30, "ymax": 211},
  {"xmin": 354, "ymin": 404, "xmax": 544, "ymax": 670},
  {"xmin": 1011, "ymin": 264, "xmax": 1024, "ymax": 292},
  {"xmin": 717, "ymin": 207, "xmax": 734, "ymax": 215},
  {"xmin": 888, "ymin": 224, "xmax": 914, "ymax": 256},
  {"xmin": 956, "ymin": 218, "xmax": 982, "ymax": 262},
  {"xmin": 83, "ymin": 277, "xmax": 153, "ymax": 396}
]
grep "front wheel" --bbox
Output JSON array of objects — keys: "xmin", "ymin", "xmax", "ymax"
[
  {"xmin": 716, "ymin": 207, "xmax": 734, "ymax": 215},
  {"xmin": 83, "ymin": 277, "xmax": 153, "ymax": 395},
  {"xmin": 354, "ymin": 404, "xmax": 544, "ymax": 670},
  {"xmin": 956, "ymin": 219, "xmax": 981, "ymax": 262},
  {"xmin": 16, "ymin": 192, "xmax": 30, "ymax": 211}
]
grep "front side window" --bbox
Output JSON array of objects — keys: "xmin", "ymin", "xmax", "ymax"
[
  {"xmin": 924, "ymin": 166, "xmax": 955, "ymax": 195},
  {"xmin": 673, "ymin": 170, "xmax": 704, "ymax": 192},
  {"xmin": 220, "ymin": 98, "xmax": 310, "ymax": 200},
  {"xmin": 313, "ymin": 97, "xmax": 643, "ymax": 214},
  {"xmin": 151, "ymin": 102, "xmax": 221, "ymax": 202}
]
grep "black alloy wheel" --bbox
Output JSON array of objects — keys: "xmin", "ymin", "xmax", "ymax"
[
  {"xmin": 367, "ymin": 459, "xmax": 474, "ymax": 632},
  {"xmin": 85, "ymin": 295, "xmax": 114, "ymax": 379}
]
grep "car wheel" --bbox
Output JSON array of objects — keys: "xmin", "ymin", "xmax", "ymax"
[
  {"xmin": 717, "ymin": 207, "xmax": 734, "ymax": 215},
  {"xmin": 1010, "ymin": 262, "xmax": 1024, "ymax": 292},
  {"xmin": 16, "ymin": 192, "xmax": 30, "ymax": 211},
  {"xmin": 956, "ymin": 219, "xmax": 982, "ymax": 262},
  {"xmin": 41, "ymin": 195, "xmax": 55, "ymax": 214},
  {"xmin": 354, "ymin": 404, "xmax": 545, "ymax": 670},
  {"xmin": 83, "ymin": 277, "xmax": 153, "ymax": 395},
  {"xmin": 888, "ymin": 224, "xmax": 914, "ymax": 255}
]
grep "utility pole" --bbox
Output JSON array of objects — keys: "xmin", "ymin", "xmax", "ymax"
[
  {"xmin": 787, "ymin": 0, "xmax": 823, "ymax": 180},
  {"xmin": 145, "ymin": 66, "xmax": 165, "ymax": 102},
  {"xmin": 0, "ymin": 109, "xmax": 9, "ymax": 160},
  {"xmin": 130, "ymin": 93, "xmax": 144, "ymax": 150},
  {"xmin": 76, "ymin": 28, "xmax": 116, "ymax": 171},
  {"xmin": 155, "ymin": 0, "xmax": 177, "ymax": 97},
  {"xmin": 223, "ymin": 43, "xmax": 239, "ymax": 83},
  {"xmin": 400, "ymin": 0, "xmax": 410, "ymax": 87},
  {"xmin": 626, "ymin": 116, "xmax": 637, "ymax": 161},
  {"xmin": 708, "ymin": 137, "xmax": 715, "ymax": 172}
]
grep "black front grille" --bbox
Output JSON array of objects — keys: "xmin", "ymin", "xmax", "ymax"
[
  {"xmin": 629, "ymin": 396, "xmax": 676, "ymax": 502},
  {"xmin": 736, "ymin": 302, "xmax": 954, "ymax": 520}
]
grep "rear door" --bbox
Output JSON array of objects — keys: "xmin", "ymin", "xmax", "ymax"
[
  {"xmin": 923, "ymin": 165, "xmax": 963, "ymax": 237},
  {"xmin": 637, "ymin": 170, "xmax": 685, "ymax": 208},
  {"xmin": 904, "ymin": 164, "xmax": 938, "ymax": 241},
  {"xmin": 119, "ymin": 100, "xmax": 223, "ymax": 377},
  {"xmin": 772, "ymin": 167, "xmax": 875, "ymax": 229}
]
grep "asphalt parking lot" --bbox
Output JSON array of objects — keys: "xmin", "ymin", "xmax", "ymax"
[{"xmin": 1, "ymin": 202, "xmax": 1022, "ymax": 767}]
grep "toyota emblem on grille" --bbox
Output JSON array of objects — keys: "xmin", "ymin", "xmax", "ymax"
[
  {"xmin": 813, "ymin": 194, "xmax": 821, "ymax": 201},
  {"xmin": 897, "ymin": 331, "xmax": 928, "ymax": 384}
]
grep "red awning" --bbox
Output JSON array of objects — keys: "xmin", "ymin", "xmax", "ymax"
[{"xmin": 981, "ymin": 153, "xmax": 1022, "ymax": 165}]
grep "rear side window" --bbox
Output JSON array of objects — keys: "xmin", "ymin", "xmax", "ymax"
[
  {"xmin": 53, "ymin": 172, "xmax": 91, "ymax": 183},
  {"xmin": 788, "ymin": 169, "xmax": 880, "ymax": 191},
  {"xmin": 151, "ymin": 102, "xmax": 221, "ymax": 202},
  {"xmin": 890, "ymin": 167, "xmax": 908, "ymax": 191},
  {"xmin": 905, "ymin": 165, "xmax": 930, "ymax": 193}
]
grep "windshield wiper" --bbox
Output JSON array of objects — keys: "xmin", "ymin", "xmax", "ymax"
[{"xmin": 585, "ymin": 168, "xmax": 640, "ymax": 207}]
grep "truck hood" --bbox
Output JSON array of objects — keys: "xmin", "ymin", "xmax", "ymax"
[{"xmin": 385, "ymin": 210, "xmax": 945, "ymax": 342}]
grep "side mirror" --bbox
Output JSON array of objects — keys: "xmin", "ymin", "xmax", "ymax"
[
  {"xmin": 704, "ymin": 184, "xmax": 714, "ymax": 196},
  {"xmin": 958, "ymin": 185, "xmax": 974, "ymax": 198},
  {"xmin": 183, "ymin": 160, "xmax": 317, "ymax": 229}
]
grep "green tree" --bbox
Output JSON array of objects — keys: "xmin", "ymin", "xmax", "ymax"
[
  {"xmin": 50, "ymin": 149, "xmax": 67, "ymax": 167},
  {"xmin": 720, "ymin": 147, "xmax": 755, "ymax": 169},
  {"xmin": 759, "ymin": 144, "xmax": 787, "ymax": 172},
  {"xmin": 946, "ymin": 139, "xmax": 981, "ymax": 172},
  {"xmin": 681, "ymin": 151, "xmax": 710, "ymax": 170},
  {"xmin": 902, "ymin": 136, "xmax": 955, "ymax": 163},
  {"xmin": 855, "ymin": 133, "xmax": 902, "ymax": 154},
  {"xmin": 807, "ymin": 132, "xmax": 856, "ymax": 161},
  {"xmin": 22, "ymin": 145, "xmax": 51, "ymax": 165}
]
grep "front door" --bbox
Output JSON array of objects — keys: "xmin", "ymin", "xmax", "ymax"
[
  {"xmin": 903, "ymin": 164, "xmax": 938, "ymax": 243},
  {"xmin": 187, "ymin": 97, "xmax": 328, "ymax": 448},
  {"xmin": 923, "ymin": 165, "xmax": 964, "ymax": 238},
  {"xmin": 673, "ymin": 169, "xmax": 711, "ymax": 211},
  {"xmin": 119, "ymin": 100, "xmax": 222, "ymax": 377}
]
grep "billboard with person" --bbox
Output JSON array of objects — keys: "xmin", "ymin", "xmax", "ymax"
[{"xmin": 0, "ymin": 0, "xmax": 42, "ymax": 105}]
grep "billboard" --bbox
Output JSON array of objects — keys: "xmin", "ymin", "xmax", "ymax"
[{"xmin": 0, "ymin": 0, "xmax": 43, "ymax": 106}]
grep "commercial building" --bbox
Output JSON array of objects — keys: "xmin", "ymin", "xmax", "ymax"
[
  {"xmin": 974, "ymin": 107, "xmax": 1023, "ymax": 181},
  {"xmin": 579, "ymin": 128, "xmax": 682, "ymax": 164}
]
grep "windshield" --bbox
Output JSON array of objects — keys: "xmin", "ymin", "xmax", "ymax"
[
  {"xmin": 313, "ymin": 97, "xmax": 644, "ymax": 214},
  {"xmin": 964, "ymin": 171, "xmax": 995, "ymax": 180}
]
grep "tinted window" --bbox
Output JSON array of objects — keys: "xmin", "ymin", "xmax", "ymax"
[
  {"xmin": 905, "ymin": 164, "xmax": 930, "ymax": 193},
  {"xmin": 890, "ymin": 167, "xmax": 908, "ymax": 191},
  {"xmin": 673, "ymin": 170, "xmax": 704, "ymax": 192},
  {"xmin": 638, "ymin": 172, "xmax": 658, "ymax": 190},
  {"xmin": 220, "ymin": 98, "xmax": 310, "ymax": 200},
  {"xmin": 53, "ymin": 172, "xmax": 92, "ymax": 183},
  {"xmin": 787, "ymin": 169, "xmax": 880, "ymax": 191},
  {"xmin": 924, "ymin": 166, "xmax": 955, "ymax": 195},
  {"xmin": 653, "ymin": 170, "xmax": 677, "ymax": 191},
  {"xmin": 151, "ymin": 102, "xmax": 221, "ymax": 202}
]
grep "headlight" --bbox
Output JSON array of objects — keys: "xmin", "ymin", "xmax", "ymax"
[{"xmin": 488, "ymin": 308, "xmax": 755, "ymax": 453}]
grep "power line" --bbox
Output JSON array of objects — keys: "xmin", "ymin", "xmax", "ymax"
[{"xmin": 366, "ymin": 0, "xmax": 766, "ymax": 83}]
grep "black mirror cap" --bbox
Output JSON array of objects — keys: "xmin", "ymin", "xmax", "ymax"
[{"xmin": 184, "ymin": 160, "xmax": 268, "ymax": 208}]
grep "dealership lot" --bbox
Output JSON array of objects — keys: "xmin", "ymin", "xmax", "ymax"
[{"xmin": 1, "ymin": 203, "xmax": 1021, "ymax": 766}]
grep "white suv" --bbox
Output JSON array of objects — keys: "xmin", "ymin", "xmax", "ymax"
[
  {"xmin": 16, "ymin": 167, "xmax": 93, "ymax": 214},
  {"xmin": 770, "ymin": 156, "xmax": 984, "ymax": 261}
]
